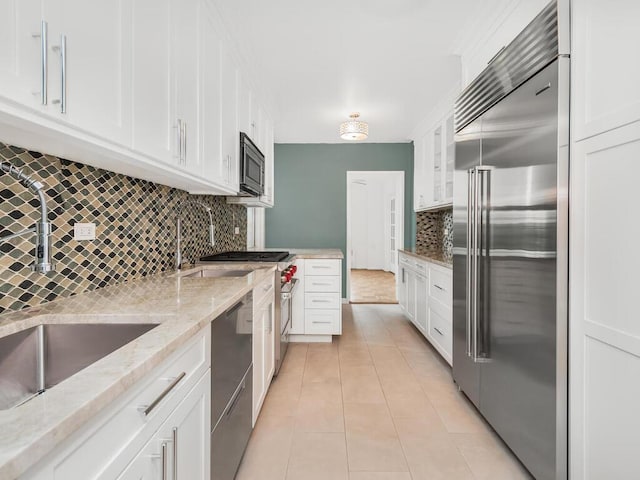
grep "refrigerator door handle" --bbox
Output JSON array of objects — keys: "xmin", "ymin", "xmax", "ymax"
[
  {"xmin": 466, "ymin": 168, "xmax": 474, "ymax": 357},
  {"xmin": 472, "ymin": 166, "xmax": 481, "ymax": 361},
  {"xmin": 473, "ymin": 166, "xmax": 492, "ymax": 362}
]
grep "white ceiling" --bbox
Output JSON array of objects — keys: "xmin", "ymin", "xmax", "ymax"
[{"xmin": 214, "ymin": 0, "xmax": 506, "ymax": 144}]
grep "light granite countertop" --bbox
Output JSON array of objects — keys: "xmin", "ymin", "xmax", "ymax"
[
  {"xmin": 0, "ymin": 265, "xmax": 275, "ymax": 480},
  {"xmin": 398, "ymin": 248, "xmax": 452, "ymax": 269},
  {"xmin": 248, "ymin": 247, "xmax": 344, "ymax": 260}
]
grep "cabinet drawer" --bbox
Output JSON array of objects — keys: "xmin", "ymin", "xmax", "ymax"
[
  {"xmin": 26, "ymin": 327, "xmax": 211, "ymax": 480},
  {"xmin": 254, "ymin": 273, "xmax": 275, "ymax": 309},
  {"xmin": 305, "ymin": 259, "xmax": 341, "ymax": 276},
  {"xmin": 429, "ymin": 267, "xmax": 452, "ymax": 306},
  {"xmin": 305, "ymin": 276, "xmax": 340, "ymax": 293},
  {"xmin": 305, "ymin": 292, "xmax": 341, "ymax": 310},
  {"xmin": 305, "ymin": 310, "xmax": 341, "ymax": 335},
  {"xmin": 428, "ymin": 301, "xmax": 452, "ymax": 364},
  {"xmin": 413, "ymin": 260, "xmax": 427, "ymax": 275}
]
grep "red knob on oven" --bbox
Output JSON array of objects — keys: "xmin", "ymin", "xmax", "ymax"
[{"xmin": 290, "ymin": 265, "xmax": 297, "ymax": 275}]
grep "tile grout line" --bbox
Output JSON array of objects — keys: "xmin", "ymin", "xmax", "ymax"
[{"xmin": 361, "ymin": 306, "xmax": 415, "ymax": 480}]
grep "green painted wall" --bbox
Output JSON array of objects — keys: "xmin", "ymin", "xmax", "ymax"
[{"xmin": 265, "ymin": 143, "xmax": 416, "ymax": 295}]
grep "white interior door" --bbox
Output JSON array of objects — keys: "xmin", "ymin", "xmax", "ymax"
[
  {"xmin": 350, "ymin": 181, "xmax": 368, "ymax": 269},
  {"xmin": 387, "ymin": 195, "xmax": 398, "ymax": 274}
]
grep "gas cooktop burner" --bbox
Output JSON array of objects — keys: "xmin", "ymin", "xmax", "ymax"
[{"xmin": 200, "ymin": 251, "xmax": 291, "ymax": 262}]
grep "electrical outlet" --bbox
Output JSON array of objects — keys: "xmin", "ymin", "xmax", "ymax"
[
  {"xmin": 234, "ymin": 226, "xmax": 240, "ymax": 235},
  {"xmin": 74, "ymin": 222, "xmax": 96, "ymax": 241}
]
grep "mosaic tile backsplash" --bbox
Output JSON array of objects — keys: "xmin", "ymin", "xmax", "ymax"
[
  {"xmin": 0, "ymin": 143, "xmax": 247, "ymax": 314},
  {"xmin": 416, "ymin": 209, "xmax": 453, "ymax": 262}
]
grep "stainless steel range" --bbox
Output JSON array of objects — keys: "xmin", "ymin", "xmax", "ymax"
[{"xmin": 199, "ymin": 251, "xmax": 298, "ymax": 375}]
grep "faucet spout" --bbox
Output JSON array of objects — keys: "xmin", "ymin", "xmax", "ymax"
[
  {"xmin": 1, "ymin": 161, "xmax": 55, "ymax": 273},
  {"xmin": 174, "ymin": 200, "xmax": 216, "ymax": 271}
]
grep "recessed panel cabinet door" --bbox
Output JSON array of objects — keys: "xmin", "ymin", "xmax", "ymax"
[
  {"xmin": 0, "ymin": 0, "xmax": 45, "ymax": 109},
  {"xmin": 200, "ymin": 14, "xmax": 224, "ymax": 187},
  {"xmin": 220, "ymin": 44, "xmax": 239, "ymax": 191},
  {"xmin": 57, "ymin": 0, "xmax": 131, "ymax": 144},
  {"xmin": 131, "ymin": 0, "xmax": 173, "ymax": 163},
  {"xmin": 172, "ymin": 0, "xmax": 200, "ymax": 176}
]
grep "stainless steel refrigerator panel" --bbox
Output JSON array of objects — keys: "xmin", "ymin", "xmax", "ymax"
[
  {"xmin": 477, "ymin": 59, "xmax": 560, "ymax": 480},
  {"xmin": 452, "ymin": 120, "xmax": 482, "ymax": 407}
]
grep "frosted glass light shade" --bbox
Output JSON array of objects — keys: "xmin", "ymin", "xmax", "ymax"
[{"xmin": 340, "ymin": 113, "xmax": 368, "ymax": 141}]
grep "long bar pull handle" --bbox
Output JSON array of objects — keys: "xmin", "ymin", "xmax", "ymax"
[
  {"xmin": 176, "ymin": 119, "xmax": 182, "ymax": 163},
  {"xmin": 472, "ymin": 167, "xmax": 481, "ymax": 361},
  {"xmin": 33, "ymin": 21, "xmax": 48, "ymax": 105},
  {"xmin": 161, "ymin": 442, "xmax": 168, "ymax": 480},
  {"xmin": 182, "ymin": 122, "xmax": 187, "ymax": 164},
  {"xmin": 141, "ymin": 372, "xmax": 186, "ymax": 416},
  {"xmin": 60, "ymin": 35, "xmax": 66, "ymax": 113},
  {"xmin": 466, "ymin": 169, "xmax": 474, "ymax": 357},
  {"xmin": 172, "ymin": 427, "xmax": 178, "ymax": 480}
]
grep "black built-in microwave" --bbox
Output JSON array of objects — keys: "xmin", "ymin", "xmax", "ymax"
[{"xmin": 239, "ymin": 132, "xmax": 265, "ymax": 197}]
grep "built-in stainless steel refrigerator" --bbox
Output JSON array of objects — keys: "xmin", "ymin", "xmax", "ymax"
[{"xmin": 452, "ymin": 2, "xmax": 568, "ymax": 479}]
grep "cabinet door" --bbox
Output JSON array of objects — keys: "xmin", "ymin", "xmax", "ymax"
[
  {"xmin": 58, "ymin": 0, "xmax": 131, "ymax": 144},
  {"xmin": 415, "ymin": 273, "xmax": 428, "ymax": 333},
  {"xmin": 444, "ymin": 114, "xmax": 455, "ymax": 202},
  {"xmin": 432, "ymin": 125, "xmax": 443, "ymax": 204},
  {"xmin": 263, "ymin": 300, "xmax": 275, "ymax": 388},
  {"xmin": 172, "ymin": 0, "xmax": 200, "ymax": 175},
  {"xmin": 200, "ymin": 13, "xmax": 225, "ymax": 187},
  {"xmin": 0, "ymin": 0, "xmax": 45, "ymax": 108},
  {"xmin": 261, "ymin": 117, "xmax": 275, "ymax": 206},
  {"xmin": 413, "ymin": 135, "xmax": 426, "ymax": 210},
  {"xmin": 168, "ymin": 372, "xmax": 210, "ymax": 480},
  {"xmin": 131, "ymin": 0, "xmax": 174, "ymax": 163},
  {"xmin": 252, "ymin": 303, "xmax": 264, "ymax": 424},
  {"xmin": 237, "ymin": 71, "xmax": 251, "ymax": 137},
  {"xmin": 220, "ymin": 44, "xmax": 239, "ymax": 192},
  {"xmin": 406, "ymin": 269, "xmax": 416, "ymax": 321}
]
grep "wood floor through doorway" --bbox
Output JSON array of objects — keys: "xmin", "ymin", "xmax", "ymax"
[{"xmin": 350, "ymin": 269, "xmax": 398, "ymax": 304}]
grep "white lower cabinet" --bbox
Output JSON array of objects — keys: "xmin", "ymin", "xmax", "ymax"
[
  {"xmin": 23, "ymin": 327, "xmax": 211, "ymax": 480},
  {"xmin": 290, "ymin": 258, "xmax": 343, "ymax": 342},
  {"xmin": 252, "ymin": 274, "xmax": 275, "ymax": 425},
  {"xmin": 397, "ymin": 251, "xmax": 453, "ymax": 365},
  {"xmin": 118, "ymin": 371, "xmax": 211, "ymax": 480}
]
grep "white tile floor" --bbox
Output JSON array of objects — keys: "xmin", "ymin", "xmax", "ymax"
[{"xmin": 236, "ymin": 304, "xmax": 532, "ymax": 480}]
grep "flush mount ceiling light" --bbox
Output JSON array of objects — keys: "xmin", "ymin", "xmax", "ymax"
[{"xmin": 340, "ymin": 113, "xmax": 369, "ymax": 141}]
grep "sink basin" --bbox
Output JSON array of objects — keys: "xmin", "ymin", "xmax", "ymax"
[
  {"xmin": 179, "ymin": 269, "xmax": 251, "ymax": 278},
  {"xmin": 0, "ymin": 323, "xmax": 158, "ymax": 410}
]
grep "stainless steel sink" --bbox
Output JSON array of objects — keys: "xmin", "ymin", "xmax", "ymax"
[
  {"xmin": 179, "ymin": 269, "xmax": 251, "ymax": 278},
  {"xmin": 0, "ymin": 323, "xmax": 158, "ymax": 410}
]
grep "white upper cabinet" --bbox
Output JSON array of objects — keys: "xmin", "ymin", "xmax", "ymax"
[
  {"xmin": 0, "ymin": 0, "xmax": 275, "ymax": 195},
  {"xmin": 220, "ymin": 43, "xmax": 239, "ymax": 192},
  {"xmin": 0, "ymin": 0, "xmax": 131, "ymax": 143},
  {"xmin": 0, "ymin": 0, "xmax": 46, "ymax": 109},
  {"xmin": 131, "ymin": 0, "xmax": 173, "ymax": 163},
  {"xmin": 55, "ymin": 0, "xmax": 131, "ymax": 144},
  {"xmin": 572, "ymin": 0, "xmax": 640, "ymax": 141},
  {"xmin": 413, "ymin": 111, "xmax": 454, "ymax": 212},
  {"xmin": 172, "ymin": 0, "xmax": 201, "ymax": 176}
]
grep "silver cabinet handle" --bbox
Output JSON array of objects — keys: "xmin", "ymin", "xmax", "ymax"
[
  {"xmin": 466, "ymin": 169, "xmax": 474, "ymax": 357},
  {"xmin": 172, "ymin": 427, "xmax": 178, "ymax": 480},
  {"xmin": 312, "ymin": 265, "xmax": 331, "ymax": 269},
  {"xmin": 142, "ymin": 372, "xmax": 186, "ymax": 416},
  {"xmin": 312, "ymin": 299, "xmax": 331, "ymax": 303},
  {"xmin": 312, "ymin": 320, "xmax": 332, "ymax": 324},
  {"xmin": 434, "ymin": 327, "xmax": 444, "ymax": 336},
  {"xmin": 176, "ymin": 119, "xmax": 182, "ymax": 162},
  {"xmin": 32, "ymin": 21, "xmax": 48, "ymax": 105},
  {"xmin": 182, "ymin": 121, "xmax": 187, "ymax": 163},
  {"xmin": 60, "ymin": 35, "xmax": 66, "ymax": 113},
  {"xmin": 433, "ymin": 284, "xmax": 445, "ymax": 291},
  {"xmin": 312, "ymin": 282, "xmax": 332, "ymax": 286},
  {"xmin": 161, "ymin": 442, "xmax": 168, "ymax": 480}
]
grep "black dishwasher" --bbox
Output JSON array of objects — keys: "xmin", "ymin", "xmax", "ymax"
[{"xmin": 211, "ymin": 292, "xmax": 253, "ymax": 480}]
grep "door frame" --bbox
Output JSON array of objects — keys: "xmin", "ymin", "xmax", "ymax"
[{"xmin": 346, "ymin": 171, "xmax": 405, "ymax": 302}]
